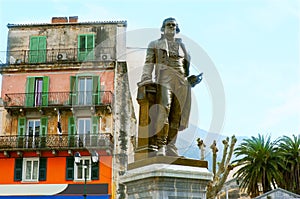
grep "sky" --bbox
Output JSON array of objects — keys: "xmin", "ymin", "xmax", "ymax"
[{"xmin": 0, "ymin": 0, "xmax": 299, "ymax": 141}]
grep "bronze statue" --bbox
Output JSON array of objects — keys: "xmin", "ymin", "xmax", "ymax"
[{"xmin": 138, "ymin": 17, "xmax": 202, "ymax": 156}]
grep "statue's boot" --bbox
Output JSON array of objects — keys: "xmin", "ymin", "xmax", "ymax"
[
  {"xmin": 166, "ymin": 127, "xmax": 179, "ymax": 156},
  {"xmin": 156, "ymin": 124, "xmax": 168, "ymax": 156}
]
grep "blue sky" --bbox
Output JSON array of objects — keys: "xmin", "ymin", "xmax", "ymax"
[{"xmin": 0, "ymin": 0, "xmax": 299, "ymax": 140}]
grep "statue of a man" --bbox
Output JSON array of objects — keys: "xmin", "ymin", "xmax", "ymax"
[{"xmin": 139, "ymin": 17, "xmax": 200, "ymax": 156}]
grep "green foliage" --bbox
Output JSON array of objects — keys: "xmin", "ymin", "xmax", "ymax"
[{"xmin": 233, "ymin": 134, "xmax": 300, "ymax": 197}]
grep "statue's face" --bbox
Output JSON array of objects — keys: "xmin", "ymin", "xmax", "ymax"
[{"xmin": 164, "ymin": 19, "xmax": 177, "ymax": 36}]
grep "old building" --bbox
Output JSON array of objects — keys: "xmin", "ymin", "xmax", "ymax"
[{"xmin": 0, "ymin": 16, "xmax": 135, "ymax": 199}]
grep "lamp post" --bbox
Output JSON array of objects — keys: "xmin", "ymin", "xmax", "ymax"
[{"xmin": 74, "ymin": 151, "xmax": 99, "ymax": 199}]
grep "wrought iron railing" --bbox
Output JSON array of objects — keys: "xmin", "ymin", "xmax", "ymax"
[
  {"xmin": 0, "ymin": 47, "xmax": 114, "ymax": 66},
  {"xmin": 4, "ymin": 91, "xmax": 113, "ymax": 108},
  {"xmin": 0, "ymin": 133, "xmax": 113, "ymax": 150}
]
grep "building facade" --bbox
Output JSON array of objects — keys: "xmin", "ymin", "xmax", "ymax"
[{"xmin": 0, "ymin": 16, "xmax": 135, "ymax": 199}]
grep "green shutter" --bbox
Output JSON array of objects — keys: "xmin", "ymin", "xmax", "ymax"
[
  {"xmin": 38, "ymin": 36, "xmax": 47, "ymax": 62},
  {"xmin": 40, "ymin": 117, "xmax": 48, "ymax": 148},
  {"xmin": 14, "ymin": 158, "xmax": 23, "ymax": 181},
  {"xmin": 18, "ymin": 117, "xmax": 26, "ymax": 136},
  {"xmin": 29, "ymin": 37, "xmax": 38, "ymax": 63},
  {"xmin": 68, "ymin": 117, "xmax": 76, "ymax": 147},
  {"xmin": 25, "ymin": 77, "xmax": 35, "ymax": 107},
  {"xmin": 66, "ymin": 157, "xmax": 74, "ymax": 180},
  {"xmin": 39, "ymin": 158, "xmax": 47, "ymax": 181},
  {"xmin": 91, "ymin": 162, "xmax": 99, "ymax": 180},
  {"xmin": 40, "ymin": 117, "xmax": 48, "ymax": 136},
  {"xmin": 70, "ymin": 76, "xmax": 77, "ymax": 105},
  {"xmin": 78, "ymin": 34, "xmax": 94, "ymax": 61},
  {"xmin": 17, "ymin": 117, "xmax": 26, "ymax": 148},
  {"xmin": 29, "ymin": 36, "xmax": 46, "ymax": 63},
  {"xmin": 91, "ymin": 116, "xmax": 99, "ymax": 146},
  {"xmin": 42, "ymin": 76, "xmax": 49, "ymax": 106},
  {"xmin": 92, "ymin": 76, "xmax": 100, "ymax": 105},
  {"xmin": 92, "ymin": 116, "xmax": 99, "ymax": 134}
]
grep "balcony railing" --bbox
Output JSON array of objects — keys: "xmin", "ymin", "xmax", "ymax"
[
  {"xmin": 0, "ymin": 133, "xmax": 113, "ymax": 151},
  {"xmin": 4, "ymin": 91, "xmax": 113, "ymax": 108},
  {"xmin": 0, "ymin": 47, "xmax": 114, "ymax": 66}
]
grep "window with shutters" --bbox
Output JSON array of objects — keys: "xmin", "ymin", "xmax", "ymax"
[
  {"xmin": 29, "ymin": 36, "xmax": 47, "ymax": 63},
  {"xmin": 78, "ymin": 34, "xmax": 95, "ymax": 61},
  {"xmin": 73, "ymin": 156, "xmax": 99, "ymax": 181},
  {"xmin": 23, "ymin": 158, "xmax": 39, "ymax": 182},
  {"xmin": 26, "ymin": 76, "xmax": 49, "ymax": 107},
  {"xmin": 68, "ymin": 116, "xmax": 99, "ymax": 147},
  {"xmin": 15, "ymin": 158, "xmax": 47, "ymax": 182},
  {"xmin": 18, "ymin": 117, "xmax": 48, "ymax": 149},
  {"xmin": 70, "ymin": 75, "xmax": 100, "ymax": 106}
]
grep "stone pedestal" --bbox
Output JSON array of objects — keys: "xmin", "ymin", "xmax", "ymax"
[
  {"xmin": 135, "ymin": 83, "xmax": 158, "ymax": 161},
  {"xmin": 121, "ymin": 157, "xmax": 213, "ymax": 199}
]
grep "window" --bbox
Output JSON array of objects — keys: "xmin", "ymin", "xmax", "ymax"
[
  {"xmin": 14, "ymin": 158, "xmax": 47, "ymax": 182},
  {"xmin": 26, "ymin": 119, "xmax": 40, "ymax": 148},
  {"xmin": 18, "ymin": 117, "xmax": 48, "ymax": 148},
  {"xmin": 65, "ymin": 157, "xmax": 99, "ymax": 181},
  {"xmin": 23, "ymin": 158, "xmax": 39, "ymax": 181},
  {"xmin": 78, "ymin": 118, "xmax": 91, "ymax": 146},
  {"xmin": 74, "ymin": 157, "xmax": 91, "ymax": 181},
  {"xmin": 78, "ymin": 77, "xmax": 93, "ymax": 105},
  {"xmin": 26, "ymin": 76, "xmax": 49, "ymax": 107},
  {"xmin": 29, "ymin": 36, "xmax": 47, "ymax": 63},
  {"xmin": 68, "ymin": 116, "xmax": 99, "ymax": 147},
  {"xmin": 78, "ymin": 34, "xmax": 94, "ymax": 61},
  {"xmin": 69, "ymin": 75, "xmax": 100, "ymax": 106}
]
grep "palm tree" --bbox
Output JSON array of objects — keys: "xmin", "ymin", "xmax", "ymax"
[
  {"xmin": 278, "ymin": 135, "xmax": 300, "ymax": 194},
  {"xmin": 233, "ymin": 134, "xmax": 284, "ymax": 198}
]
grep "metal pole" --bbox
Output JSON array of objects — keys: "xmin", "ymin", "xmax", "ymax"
[{"xmin": 83, "ymin": 165, "xmax": 87, "ymax": 199}]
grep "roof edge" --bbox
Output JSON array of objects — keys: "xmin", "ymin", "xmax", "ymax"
[{"xmin": 7, "ymin": 20, "xmax": 127, "ymax": 28}]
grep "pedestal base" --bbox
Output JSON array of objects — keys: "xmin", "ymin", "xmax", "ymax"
[{"xmin": 121, "ymin": 157, "xmax": 213, "ymax": 199}]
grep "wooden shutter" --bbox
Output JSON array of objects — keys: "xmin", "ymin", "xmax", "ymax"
[
  {"xmin": 29, "ymin": 36, "xmax": 46, "ymax": 63},
  {"xmin": 25, "ymin": 77, "xmax": 35, "ymax": 107},
  {"xmin": 17, "ymin": 117, "xmax": 26, "ymax": 148},
  {"xmin": 91, "ymin": 162, "xmax": 99, "ymax": 180},
  {"xmin": 78, "ymin": 34, "xmax": 94, "ymax": 61},
  {"xmin": 39, "ymin": 158, "xmax": 47, "ymax": 181},
  {"xmin": 92, "ymin": 76, "xmax": 100, "ymax": 105},
  {"xmin": 91, "ymin": 116, "xmax": 99, "ymax": 146},
  {"xmin": 14, "ymin": 158, "xmax": 23, "ymax": 181},
  {"xmin": 68, "ymin": 117, "xmax": 76, "ymax": 147},
  {"xmin": 18, "ymin": 117, "xmax": 26, "ymax": 136},
  {"xmin": 40, "ymin": 117, "xmax": 48, "ymax": 148},
  {"xmin": 41, "ymin": 76, "xmax": 49, "ymax": 106},
  {"xmin": 70, "ymin": 76, "xmax": 77, "ymax": 105},
  {"xmin": 66, "ymin": 157, "xmax": 74, "ymax": 180}
]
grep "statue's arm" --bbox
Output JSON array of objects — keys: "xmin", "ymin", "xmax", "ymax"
[{"xmin": 140, "ymin": 41, "xmax": 156, "ymax": 83}]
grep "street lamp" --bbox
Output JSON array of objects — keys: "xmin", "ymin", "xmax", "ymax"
[{"xmin": 74, "ymin": 151, "xmax": 99, "ymax": 199}]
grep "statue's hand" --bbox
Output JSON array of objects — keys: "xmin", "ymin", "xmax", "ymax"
[
  {"xmin": 187, "ymin": 73, "xmax": 203, "ymax": 87},
  {"xmin": 137, "ymin": 79, "xmax": 153, "ymax": 87}
]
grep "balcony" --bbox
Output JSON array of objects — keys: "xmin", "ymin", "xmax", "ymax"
[
  {"xmin": 0, "ymin": 47, "xmax": 114, "ymax": 66},
  {"xmin": 0, "ymin": 133, "xmax": 113, "ymax": 151},
  {"xmin": 4, "ymin": 91, "xmax": 113, "ymax": 109}
]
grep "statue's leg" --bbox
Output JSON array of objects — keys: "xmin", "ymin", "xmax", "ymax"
[
  {"xmin": 167, "ymin": 94, "xmax": 181, "ymax": 156},
  {"xmin": 155, "ymin": 84, "xmax": 172, "ymax": 156}
]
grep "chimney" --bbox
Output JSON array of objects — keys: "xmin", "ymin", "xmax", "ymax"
[
  {"xmin": 51, "ymin": 17, "xmax": 68, "ymax": 24},
  {"xmin": 69, "ymin": 16, "xmax": 78, "ymax": 23}
]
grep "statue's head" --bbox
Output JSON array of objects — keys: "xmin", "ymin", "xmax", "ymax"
[{"xmin": 160, "ymin": 17, "xmax": 180, "ymax": 34}]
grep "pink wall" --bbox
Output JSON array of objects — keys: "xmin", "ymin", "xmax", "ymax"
[{"xmin": 1, "ymin": 71, "xmax": 114, "ymax": 98}]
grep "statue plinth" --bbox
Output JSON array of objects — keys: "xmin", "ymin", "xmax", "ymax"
[
  {"xmin": 135, "ymin": 83, "xmax": 158, "ymax": 161},
  {"xmin": 121, "ymin": 157, "xmax": 213, "ymax": 199}
]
